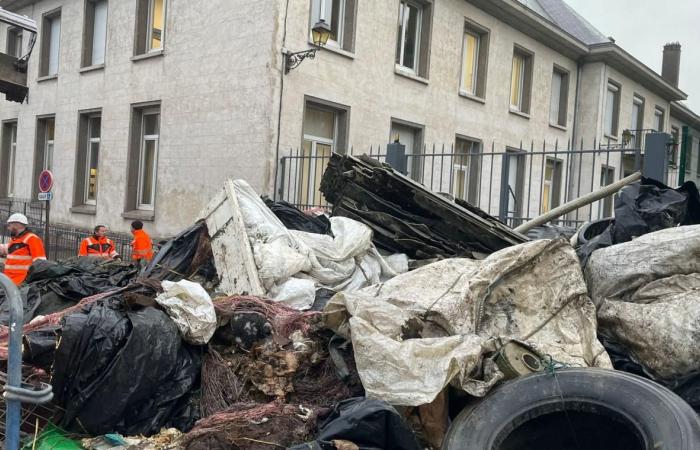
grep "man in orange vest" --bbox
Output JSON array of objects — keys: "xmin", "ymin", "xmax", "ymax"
[
  {"xmin": 130, "ymin": 220, "xmax": 153, "ymax": 267},
  {"xmin": 0, "ymin": 213, "xmax": 47, "ymax": 285},
  {"xmin": 79, "ymin": 225, "xmax": 119, "ymax": 259}
]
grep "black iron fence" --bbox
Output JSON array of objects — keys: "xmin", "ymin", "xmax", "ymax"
[
  {"xmin": 277, "ymin": 134, "xmax": 676, "ymax": 228},
  {"xmin": 0, "ymin": 198, "xmax": 46, "ymax": 226}
]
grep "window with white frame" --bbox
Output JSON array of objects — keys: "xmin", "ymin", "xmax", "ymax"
[
  {"xmin": 310, "ymin": 0, "xmax": 356, "ymax": 51},
  {"xmin": 135, "ymin": 0, "xmax": 165, "ymax": 55},
  {"xmin": 604, "ymin": 81, "xmax": 620, "ymax": 137},
  {"xmin": 542, "ymin": 159, "xmax": 562, "ymax": 213},
  {"xmin": 654, "ymin": 107, "xmax": 665, "ymax": 132},
  {"xmin": 453, "ymin": 137, "xmax": 481, "ymax": 205},
  {"xmin": 32, "ymin": 116, "xmax": 55, "ymax": 198},
  {"xmin": 549, "ymin": 68, "xmax": 569, "ymax": 127},
  {"xmin": 510, "ymin": 48, "xmax": 533, "ymax": 113},
  {"xmin": 301, "ymin": 104, "xmax": 336, "ymax": 207},
  {"xmin": 83, "ymin": 0, "xmax": 108, "ymax": 67},
  {"xmin": 85, "ymin": 115, "xmax": 101, "ymax": 204},
  {"xmin": 630, "ymin": 95, "xmax": 644, "ymax": 147},
  {"xmin": 396, "ymin": 1, "xmax": 422, "ymax": 72},
  {"xmin": 138, "ymin": 109, "xmax": 159, "ymax": 209},
  {"xmin": 6, "ymin": 28, "xmax": 23, "ymax": 59},
  {"xmin": 40, "ymin": 10, "xmax": 61, "ymax": 77},
  {"xmin": 500, "ymin": 149, "xmax": 526, "ymax": 224},
  {"xmin": 43, "ymin": 118, "xmax": 55, "ymax": 171},
  {"xmin": 0, "ymin": 121, "xmax": 18, "ymax": 197},
  {"xmin": 391, "ymin": 120, "xmax": 424, "ymax": 181}
]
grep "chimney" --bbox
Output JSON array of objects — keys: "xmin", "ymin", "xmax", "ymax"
[{"xmin": 662, "ymin": 42, "xmax": 681, "ymax": 87}]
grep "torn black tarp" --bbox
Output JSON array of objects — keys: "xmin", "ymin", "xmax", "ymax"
[
  {"xmin": 263, "ymin": 197, "xmax": 333, "ymax": 236},
  {"xmin": 51, "ymin": 296, "xmax": 202, "ymax": 436},
  {"xmin": 576, "ymin": 178, "xmax": 700, "ymax": 266},
  {"xmin": 143, "ymin": 221, "xmax": 216, "ymax": 283},
  {"xmin": 320, "ymin": 154, "xmax": 527, "ymax": 259}
]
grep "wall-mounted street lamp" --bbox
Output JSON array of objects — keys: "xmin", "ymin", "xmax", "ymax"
[{"xmin": 284, "ymin": 19, "xmax": 331, "ymax": 74}]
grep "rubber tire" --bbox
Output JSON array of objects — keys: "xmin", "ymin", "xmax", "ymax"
[
  {"xmin": 576, "ymin": 218, "xmax": 614, "ymax": 246},
  {"xmin": 443, "ymin": 368, "xmax": 700, "ymax": 450}
]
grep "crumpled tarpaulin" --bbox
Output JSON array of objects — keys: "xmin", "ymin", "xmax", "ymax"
[
  {"xmin": 155, "ymin": 280, "xmax": 217, "ymax": 345},
  {"xmin": 320, "ymin": 154, "xmax": 527, "ymax": 259},
  {"xmin": 263, "ymin": 197, "xmax": 333, "ymax": 236},
  {"xmin": 325, "ymin": 239, "xmax": 611, "ymax": 406},
  {"xmin": 576, "ymin": 178, "xmax": 700, "ymax": 266},
  {"xmin": 586, "ymin": 225, "xmax": 700, "ymax": 397}
]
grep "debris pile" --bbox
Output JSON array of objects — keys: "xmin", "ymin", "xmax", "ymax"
[{"xmin": 3, "ymin": 165, "xmax": 700, "ymax": 449}]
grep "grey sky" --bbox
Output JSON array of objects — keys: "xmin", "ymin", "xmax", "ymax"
[{"xmin": 565, "ymin": 0, "xmax": 700, "ymax": 112}]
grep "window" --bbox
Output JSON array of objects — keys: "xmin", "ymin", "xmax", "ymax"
[
  {"xmin": 6, "ymin": 28, "xmax": 23, "ymax": 58},
  {"xmin": 671, "ymin": 126, "xmax": 680, "ymax": 166},
  {"xmin": 685, "ymin": 134, "xmax": 693, "ymax": 173},
  {"xmin": 395, "ymin": 0, "xmax": 432, "ymax": 78},
  {"xmin": 301, "ymin": 105, "xmax": 336, "ymax": 207},
  {"xmin": 654, "ymin": 107, "xmax": 665, "ymax": 132},
  {"xmin": 82, "ymin": 0, "xmax": 108, "ymax": 67},
  {"xmin": 549, "ymin": 68, "xmax": 569, "ymax": 127},
  {"xmin": 126, "ymin": 104, "xmax": 160, "ymax": 213},
  {"xmin": 629, "ymin": 96, "xmax": 644, "ymax": 147},
  {"xmin": 604, "ymin": 81, "xmax": 620, "ymax": 137},
  {"xmin": 453, "ymin": 137, "xmax": 481, "ymax": 205},
  {"xmin": 391, "ymin": 120, "xmax": 424, "ymax": 181},
  {"xmin": 500, "ymin": 149, "xmax": 525, "ymax": 225},
  {"xmin": 310, "ymin": 0, "xmax": 356, "ymax": 51},
  {"xmin": 40, "ymin": 10, "xmax": 61, "ymax": 77},
  {"xmin": 542, "ymin": 159, "xmax": 562, "ymax": 213},
  {"xmin": 600, "ymin": 166, "xmax": 616, "ymax": 217},
  {"xmin": 510, "ymin": 47, "xmax": 533, "ymax": 114},
  {"xmin": 460, "ymin": 21, "xmax": 489, "ymax": 98},
  {"xmin": 0, "ymin": 121, "xmax": 18, "ymax": 197},
  {"xmin": 74, "ymin": 112, "xmax": 102, "ymax": 207},
  {"xmin": 32, "ymin": 116, "xmax": 55, "ymax": 197},
  {"xmin": 135, "ymin": 0, "xmax": 165, "ymax": 55}
]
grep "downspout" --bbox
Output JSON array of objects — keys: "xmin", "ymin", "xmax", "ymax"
[
  {"xmin": 571, "ymin": 60, "xmax": 582, "ymax": 149},
  {"xmin": 273, "ymin": 0, "xmax": 291, "ymax": 200}
]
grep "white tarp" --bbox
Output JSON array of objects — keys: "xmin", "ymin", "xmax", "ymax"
[
  {"xmin": 211, "ymin": 180, "xmax": 405, "ymax": 310},
  {"xmin": 586, "ymin": 225, "xmax": 700, "ymax": 380},
  {"xmin": 326, "ymin": 239, "xmax": 611, "ymax": 406},
  {"xmin": 155, "ymin": 280, "xmax": 217, "ymax": 345}
]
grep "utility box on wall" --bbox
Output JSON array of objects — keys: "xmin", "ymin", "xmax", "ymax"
[
  {"xmin": 386, "ymin": 142, "xmax": 407, "ymax": 175},
  {"xmin": 643, "ymin": 132, "xmax": 671, "ymax": 184}
]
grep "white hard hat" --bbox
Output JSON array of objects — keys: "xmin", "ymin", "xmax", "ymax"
[{"xmin": 7, "ymin": 213, "xmax": 28, "ymax": 225}]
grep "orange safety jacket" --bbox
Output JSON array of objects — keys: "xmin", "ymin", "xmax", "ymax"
[
  {"xmin": 2, "ymin": 230, "xmax": 47, "ymax": 285},
  {"xmin": 131, "ymin": 229, "xmax": 153, "ymax": 262},
  {"xmin": 79, "ymin": 236, "xmax": 118, "ymax": 259}
]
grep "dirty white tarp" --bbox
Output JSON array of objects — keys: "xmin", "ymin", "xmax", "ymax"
[
  {"xmin": 326, "ymin": 239, "xmax": 611, "ymax": 406},
  {"xmin": 586, "ymin": 225, "xmax": 700, "ymax": 381},
  {"xmin": 206, "ymin": 180, "xmax": 404, "ymax": 310},
  {"xmin": 155, "ymin": 280, "xmax": 217, "ymax": 345}
]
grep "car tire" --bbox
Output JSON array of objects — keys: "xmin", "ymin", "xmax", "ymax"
[{"xmin": 443, "ymin": 368, "xmax": 700, "ymax": 450}]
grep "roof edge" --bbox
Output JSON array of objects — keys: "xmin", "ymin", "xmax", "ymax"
[
  {"xmin": 671, "ymin": 102, "xmax": 700, "ymax": 130},
  {"xmin": 586, "ymin": 43, "xmax": 687, "ymax": 102}
]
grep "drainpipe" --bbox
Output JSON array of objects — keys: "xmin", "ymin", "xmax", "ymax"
[
  {"xmin": 571, "ymin": 60, "xmax": 583, "ymax": 149},
  {"xmin": 273, "ymin": 0, "xmax": 291, "ymax": 200}
]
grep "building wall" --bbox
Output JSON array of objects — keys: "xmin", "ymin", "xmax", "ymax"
[
  {"xmin": 0, "ymin": 0, "xmax": 282, "ymax": 236},
  {"xmin": 669, "ymin": 115, "xmax": 700, "ymax": 186}
]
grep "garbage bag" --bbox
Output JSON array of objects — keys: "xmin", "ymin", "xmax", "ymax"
[
  {"xmin": 21, "ymin": 423, "xmax": 83, "ymax": 450},
  {"xmin": 576, "ymin": 178, "xmax": 700, "ymax": 266},
  {"xmin": 290, "ymin": 398, "xmax": 421, "ymax": 450},
  {"xmin": 23, "ymin": 325, "xmax": 60, "ymax": 370},
  {"xmin": 264, "ymin": 197, "xmax": 332, "ymax": 236},
  {"xmin": 155, "ymin": 280, "xmax": 217, "ymax": 345},
  {"xmin": 586, "ymin": 225, "xmax": 700, "ymax": 384},
  {"xmin": 326, "ymin": 239, "xmax": 611, "ymax": 406},
  {"xmin": 51, "ymin": 299, "xmax": 201, "ymax": 436}
]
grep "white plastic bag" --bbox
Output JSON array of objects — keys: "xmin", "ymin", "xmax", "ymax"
[{"xmin": 155, "ymin": 280, "xmax": 217, "ymax": 345}]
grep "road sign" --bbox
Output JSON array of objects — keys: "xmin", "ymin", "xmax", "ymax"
[
  {"xmin": 38, "ymin": 192, "xmax": 53, "ymax": 201},
  {"xmin": 38, "ymin": 170, "xmax": 54, "ymax": 193}
]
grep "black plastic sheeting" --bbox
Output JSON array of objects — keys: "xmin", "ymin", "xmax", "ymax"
[
  {"xmin": 143, "ymin": 221, "xmax": 216, "ymax": 282},
  {"xmin": 320, "ymin": 154, "xmax": 527, "ymax": 259},
  {"xmin": 290, "ymin": 398, "xmax": 421, "ymax": 450},
  {"xmin": 576, "ymin": 178, "xmax": 700, "ymax": 266},
  {"xmin": 525, "ymin": 225, "xmax": 577, "ymax": 241},
  {"xmin": 0, "ymin": 258, "xmax": 139, "ymax": 325},
  {"xmin": 601, "ymin": 335, "xmax": 700, "ymax": 412},
  {"xmin": 51, "ymin": 296, "xmax": 201, "ymax": 436},
  {"xmin": 263, "ymin": 197, "xmax": 333, "ymax": 236}
]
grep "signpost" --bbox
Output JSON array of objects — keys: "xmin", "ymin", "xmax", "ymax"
[{"xmin": 38, "ymin": 170, "xmax": 53, "ymax": 251}]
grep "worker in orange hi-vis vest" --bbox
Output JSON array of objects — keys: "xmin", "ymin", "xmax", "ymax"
[
  {"xmin": 79, "ymin": 225, "xmax": 119, "ymax": 259},
  {"xmin": 0, "ymin": 213, "xmax": 47, "ymax": 285},
  {"xmin": 130, "ymin": 220, "xmax": 153, "ymax": 268}
]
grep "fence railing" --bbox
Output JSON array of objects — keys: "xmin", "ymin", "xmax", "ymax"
[
  {"xmin": 277, "ymin": 137, "xmax": 676, "ymax": 228},
  {"xmin": 0, "ymin": 198, "xmax": 46, "ymax": 226}
]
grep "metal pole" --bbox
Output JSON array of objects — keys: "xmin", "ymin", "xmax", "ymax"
[
  {"xmin": 1, "ymin": 273, "xmax": 22, "ymax": 450},
  {"xmin": 43, "ymin": 199, "xmax": 50, "ymax": 258},
  {"xmin": 515, "ymin": 172, "xmax": 642, "ymax": 234}
]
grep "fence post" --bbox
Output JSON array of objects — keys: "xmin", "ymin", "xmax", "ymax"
[{"xmin": 643, "ymin": 132, "xmax": 671, "ymax": 184}]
